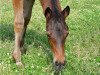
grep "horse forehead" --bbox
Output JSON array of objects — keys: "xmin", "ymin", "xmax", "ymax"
[
  {"xmin": 52, "ymin": 19, "xmax": 64, "ymax": 30},
  {"xmin": 51, "ymin": 21, "xmax": 64, "ymax": 37},
  {"xmin": 47, "ymin": 17, "xmax": 65, "ymax": 37}
]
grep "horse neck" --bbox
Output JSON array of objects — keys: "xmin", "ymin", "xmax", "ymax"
[{"xmin": 40, "ymin": 0, "xmax": 61, "ymax": 14}]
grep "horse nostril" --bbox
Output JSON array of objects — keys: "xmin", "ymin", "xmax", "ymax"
[
  {"xmin": 55, "ymin": 61, "xmax": 65, "ymax": 66},
  {"xmin": 55, "ymin": 61, "xmax": 59, "ymax": 66},
  {"xmin": 62, "ymin": 60, "xmax": 66, "ymax": 66}
]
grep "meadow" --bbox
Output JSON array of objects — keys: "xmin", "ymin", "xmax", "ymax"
[{"xmin": 0, "ymin": 0, "xmax": 100, "ymax": 75}]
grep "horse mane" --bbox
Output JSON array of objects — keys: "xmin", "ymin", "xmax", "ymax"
[{"xmin": 51, "ymin": 0, "xmax": 61, "ymax": 17}]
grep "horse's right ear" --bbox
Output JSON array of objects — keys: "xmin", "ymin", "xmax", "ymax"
[
  {"xmin": 45, "ymin": 7, "xmax": 52, "ymax": 19},
  {"xmin": 62, "ymin": 6, "xmax": 70, "ymax": 19}
]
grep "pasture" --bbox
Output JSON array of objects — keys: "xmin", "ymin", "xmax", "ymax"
[{"xmin": 0, "ymin": 0, "xmax": 99, "ymax": 75}]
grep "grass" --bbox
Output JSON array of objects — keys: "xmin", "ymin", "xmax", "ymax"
[{"xmin": 0, "ymin": 0, "xmax": 100, "ymax": 75}]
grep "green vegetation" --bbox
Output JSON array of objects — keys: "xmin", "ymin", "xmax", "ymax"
[{"xmin": 0, "ymin": 0, "xmax": 99, "ymax": 75}]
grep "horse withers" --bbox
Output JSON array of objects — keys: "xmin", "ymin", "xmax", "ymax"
[{"xmin": 12, "ymin": 0, "xmax": 70, "ymax": 69}]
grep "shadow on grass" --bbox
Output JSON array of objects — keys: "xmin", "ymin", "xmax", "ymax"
[
  {"xmin": 0, "ymin": 23, "xmax": 53, "ymax": 62},
  {"xmin": 0, "ymin": 24, "xmax": 14, "ymax": 41},
  {"xmin": 0, "ymin": 24, "xmax": 69, "ymax": 74}
]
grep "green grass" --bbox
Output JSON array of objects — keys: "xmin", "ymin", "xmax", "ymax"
[{"xmin": 0, "ymin": 0, "xmax": 100, "ymax": 75}]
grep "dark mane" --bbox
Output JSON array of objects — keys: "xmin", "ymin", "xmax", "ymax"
[{"xmin": 51, "ymin": 0, "xmax": 61, "ymax": 17}]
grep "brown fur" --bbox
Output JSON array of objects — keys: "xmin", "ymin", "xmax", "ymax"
[{"xmin": 12, "ymin": 0, "xmax": 70, "ymax": 68}]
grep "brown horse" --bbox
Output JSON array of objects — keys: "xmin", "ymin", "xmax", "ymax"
[{"xmin": 12, "ymin": 0, "xmax": 70, "ymax": 69}]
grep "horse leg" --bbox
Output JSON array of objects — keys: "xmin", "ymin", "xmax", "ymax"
[
  {"xmin": 21, "ymin": 0, "xmax": 35, "ymax": 53},
  {"xmin": 12, "ymin": 0, "xmax": 35, "ymax": 66}
]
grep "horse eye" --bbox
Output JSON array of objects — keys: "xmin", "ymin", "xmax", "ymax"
[
  {"xmin": 47, "ymin": 31, "xmax": 51, "ymax": 35},
  {"xmin": 64, "ymin": 30, "xmax": 69, "ymax": 37},
  {"xmin": 47, "ymin": 34, "xmax": 52, "ymax": 39},
  {"xmin": 47, "ymin": 34, "xmax": 51, "ymax": 37}
]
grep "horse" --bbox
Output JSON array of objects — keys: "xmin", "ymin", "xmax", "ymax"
[{"xmin": 12, "ymin": 0, "xmax": 70, "ymax": 70}]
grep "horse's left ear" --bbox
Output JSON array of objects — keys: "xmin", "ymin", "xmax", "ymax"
[
  {"xmin": 61, "ymin": 6, "xmax": 70, "ymax": 19},
  {"xmin": 45, "ymin": 7, "xmax": 52, "ymax": 19}
]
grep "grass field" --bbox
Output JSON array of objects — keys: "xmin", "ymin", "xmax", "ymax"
[{"xmin": 0, "ymin": 0, "xmax": 100, "ymax": 75}]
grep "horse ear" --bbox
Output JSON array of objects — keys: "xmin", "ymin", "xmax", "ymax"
[
  {"xmin": 62, "ymin": 6, "xmax": 70, "ymax": 19},
  {"xmin": 45, "ymin": 7, "xmax": 52, "ymax": 19}
]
